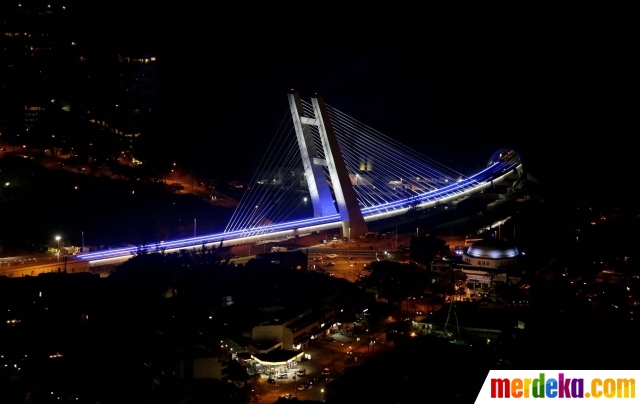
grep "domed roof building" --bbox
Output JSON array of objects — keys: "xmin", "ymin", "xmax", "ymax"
[{"xmin": 463, "ymin": 238, "xmax": 520, "ymax": 269}]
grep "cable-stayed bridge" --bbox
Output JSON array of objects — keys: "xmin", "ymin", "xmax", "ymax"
[{"xmin": 78, "ymin": 91, "xmax": 523, "ymax": 265}]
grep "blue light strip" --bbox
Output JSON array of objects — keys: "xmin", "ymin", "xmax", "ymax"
[{"xmin": 77, "ymin": 161, "xmax": 517, "ymax": 261}]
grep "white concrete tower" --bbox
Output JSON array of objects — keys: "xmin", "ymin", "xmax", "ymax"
[
  {"xmin": 288, "ymin": 90, "xmax": 337, "ymax": 218},
  {"xmin": 310, "ymin": 93, "xmax": 368, "ymax": 239}
]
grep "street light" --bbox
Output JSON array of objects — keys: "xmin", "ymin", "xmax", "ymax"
[
  {"xmin": 55, "ymin": 236, "xmax": 61, "ymax": 262},
  {"xmin": 321, "ymin": 388, "xmax": 325, "ymax": 402}
]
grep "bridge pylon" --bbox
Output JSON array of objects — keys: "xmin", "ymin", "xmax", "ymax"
[
  {"xmin": 288, "ymin": 90, "xmax": 368, "ymax": 239},
  {"xmin": 288, "ymin": 90, "xmax": 338, "ymax": 218}
]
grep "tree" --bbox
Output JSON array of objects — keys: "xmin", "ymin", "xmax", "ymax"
[
  {"xmin": 369, "ymin": 260, "xmax": 429, "ymax": 305},
  {"xmin": 410, "ymin": 235, "xmax": 449, "ymax": 265},
  {"xmin": 134, "ymin": 245, "xmax": 149, "ymax": 256},
  {"xmin": 433, "ymin": 268, "xmax": 467, "ymax": 295},
  {"xmin": 227, "ymin": 360, "xmax": 250, "ymax": 385}
]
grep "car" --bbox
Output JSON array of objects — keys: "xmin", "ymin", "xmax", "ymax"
[
  {"xmin": 277, "ymin": 373, "xmax": 288, "ymax": 379},
  {"xmin": 268, "ymin": 378, "xmax": 276, "ymax": 384},
  {"xmin": 297, "ymin": 369, "xmax": 306, "ymax": 376},
  {"xmin": 325, "ymin": 262, "xmax": 335, "ymax": 266},
  {"xmin": 326, "ymin": 272, "xmax": 334, "ymax": 277},
  {"xmin": 326, "ymin": 254, "xmax": 337, "ymax": 259},
  {"xmin": 345, "ymin": 357, "xmax": 355, "ymax": 364},
  {"xmin": 322, "ymin": 368, "xmax": 331, "ymax": 375},
  {"xmin": 281, "ymin": 393, "xmax": 292, "ymax": 399}
]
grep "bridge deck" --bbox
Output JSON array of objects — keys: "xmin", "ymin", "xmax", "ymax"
[{"xmin": 77, "ymin": 162, "xmax": 522, "ymax": 263}]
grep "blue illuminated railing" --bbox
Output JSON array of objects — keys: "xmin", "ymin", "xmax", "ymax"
[{"xmin": 77, "ymin": 161, "xmax": 517, "ymax": 261}]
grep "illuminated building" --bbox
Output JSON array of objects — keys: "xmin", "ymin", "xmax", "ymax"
[
  {"xmin": 431, "ymin": 238, "xmax": 524, "ymax": 286},
  {"xmin": 462, "ymin": 238, "xmax": 520, "ymax": 269}
]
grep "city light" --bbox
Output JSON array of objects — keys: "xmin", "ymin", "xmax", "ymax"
[{"xmin": 55, "ymin": 236, "xmax": 61, "ymax": 262}]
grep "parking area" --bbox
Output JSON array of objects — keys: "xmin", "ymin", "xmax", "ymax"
[{"xmin": 252, "ymin": 329, "xmax": 393, "ymax": 403}]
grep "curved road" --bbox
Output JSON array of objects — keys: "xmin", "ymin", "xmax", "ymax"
[
  {"xmin": 77, "ymin": 160, "xmax": 521, "ymax": 264},
  {"xmin": 1, "ymin": 159, "xmax": 521, "ymax": 270}
]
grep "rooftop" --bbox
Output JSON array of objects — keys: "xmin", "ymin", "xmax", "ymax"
[
  {"xmin": 251, "ymin": 350, "xmax": 304, "ymax": 365},
  {"xmin": 466, "ymin": 238, "xmax": 519, "ymax": 259},
  {"xmin": 250, "ymin": 341, "xmax": 281, "ymax": 352}
]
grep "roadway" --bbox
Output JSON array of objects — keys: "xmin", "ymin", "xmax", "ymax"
[
  {"xmin": 0, "ymin": 252, "xmax": 92, "ymax": 278},
  {"xmin": 2, "ymin": 152, "xmax": 521, "ymax": 268},
  {"xmin": 162, "ymin": 176, "xmax": 238, "ymax": 208},
  {"xmin": 0, "ymin": 253, "xmax": 56, "ymax": 266},
  {"xmin": 0, "ymin": 241, "xmax": 387, "ymax": 278},
  {"xmin": 305, "ymin": 246, "xmax": 395, "ymax": 278},
  {"xmin": 76, "ymin": 160, "xmax": 522, "ymax": 264}
]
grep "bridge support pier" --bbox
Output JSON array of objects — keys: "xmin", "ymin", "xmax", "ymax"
[{"xmin": 310, "ymin": 94, "xmax": 368, "ymax": 239}]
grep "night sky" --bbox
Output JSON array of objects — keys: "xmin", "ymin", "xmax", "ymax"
[{"xmin": 8, "ymin": 3, "xmax": 636, "ymax": 200}]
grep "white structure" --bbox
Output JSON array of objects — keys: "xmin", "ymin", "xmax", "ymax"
[
  {"xmin": 427, "ymin": 238, "xmax": 524, "ymax": 287},
  {"xmin": 462, "ymin": 238, "xmax": 519, "ymax": 269},
  {"xmin": 288, "ymin": 90, "xmax": 368, "ymax": 238},
  {"xmin": 288, "ymin": 91, "xmax": 337, "ymax": 218}
]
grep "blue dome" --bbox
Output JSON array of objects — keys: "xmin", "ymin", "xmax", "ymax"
[{"xmin": 466, "ymin": 238, "xmax": 519, "ymax": 259}]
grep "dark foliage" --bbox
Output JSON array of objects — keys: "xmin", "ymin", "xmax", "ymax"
[
  {"xmin": 367, "ymin": 260, "xmax": 430, "ymax": 304},
  {"xmin": 409, "ymin": 234, "xmax": 449, "ymax": 265}
]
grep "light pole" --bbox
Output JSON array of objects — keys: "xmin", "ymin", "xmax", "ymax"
[
  {"xmin": 321, "ymin": 388, "xmax": 325, "ymax": 402},
  {"xmin": 55, "ymin": 236, "xmax": 61, "ymax": 262}
]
